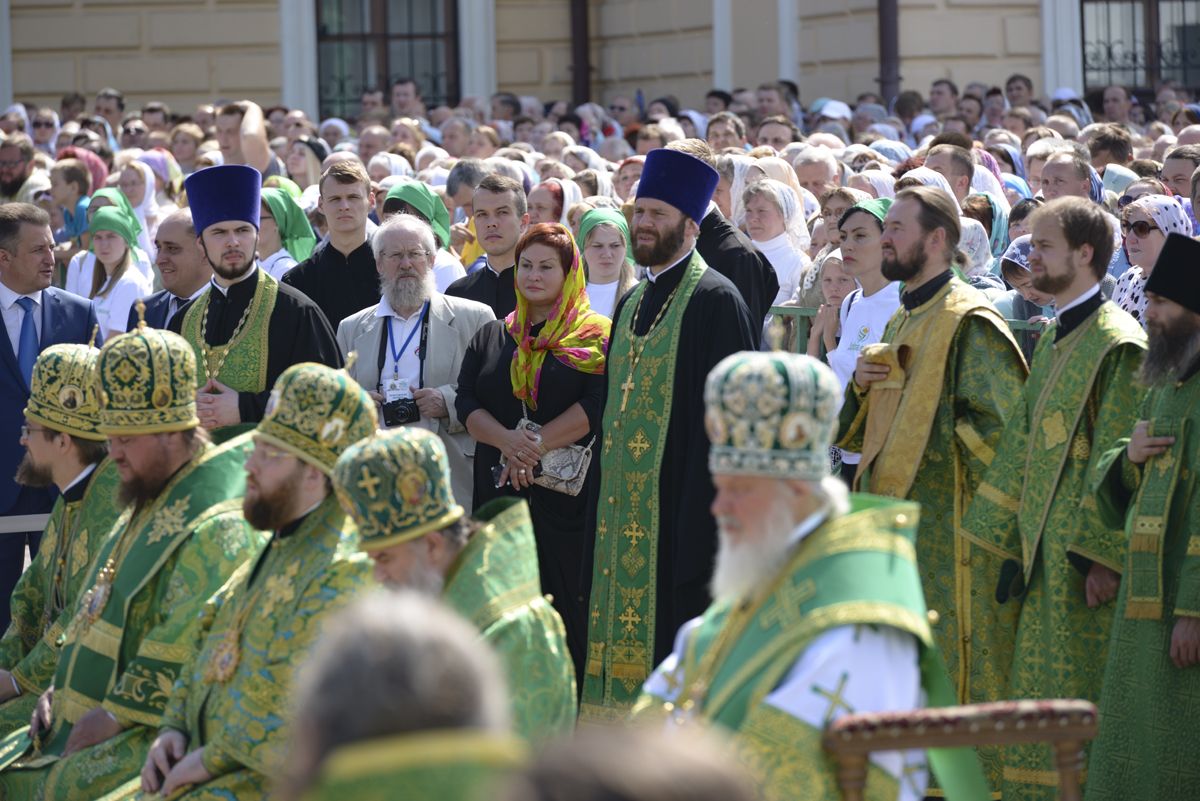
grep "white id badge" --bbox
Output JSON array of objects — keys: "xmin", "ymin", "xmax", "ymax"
[{"xmin": 383, "ymin": 378, "xmax": 412, "ymax": 403}]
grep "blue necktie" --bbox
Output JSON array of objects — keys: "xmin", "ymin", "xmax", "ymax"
[{"xmin": 15, "ymin": 297, "xmax": 38, "ymax": 387}]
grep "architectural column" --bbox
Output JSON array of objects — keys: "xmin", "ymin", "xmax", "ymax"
[
  {"xmin": 279, "ymin": 2, "xmax": 319, "ymax": 117},
  {"xmin": 777, "ymin": 0, "xmax": 798, "ymax": 84},
  {"xmin": 1041, "ymin": 0, "xmax": 1084, "ymax": 94},
  {"xmin": 458, "ymin": 0, "xmax": 497, "ymax": 97},
  {"xmin": 0, "ymin": 0, "xmax": 13, "ymax": 109},
  {"xmin": 713, "ymin": 0, "xmax": 732, "ymax": 90}
]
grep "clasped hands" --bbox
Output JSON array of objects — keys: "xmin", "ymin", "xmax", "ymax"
[
  {"xmin": 498, "ymin": 427, "xmax": 544, "ymax": 491},
  {"xmin": 142, "ymin": 729, "xmax": 212, "ymax": 797}
]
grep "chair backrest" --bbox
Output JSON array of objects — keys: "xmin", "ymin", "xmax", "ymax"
[{"xmin": 821, "ymin": 699, "xmax": 1098, "ymax": 801}]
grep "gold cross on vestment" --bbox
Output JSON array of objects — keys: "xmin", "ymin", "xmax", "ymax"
[
  {"xmin": 357, "ymin": 466, "xmax": 382, "ymax": 499},
  {"xmin": 813, "ymin": 672, "xmax": 854, "ymax": 725},
  {"xmin": 624, "ymin": 521, "xmax": 647, "ymax": 548},
  {"xmin": 759, "ymin": 578, "xmax": 817, "ymax": 630},
  {"xmin": 620, "ymin": 375, "xmax": 636, "ymax": 412},
  {"xmin": 618, "ymin": 605, "xmax": 642, "ymax": 634}
]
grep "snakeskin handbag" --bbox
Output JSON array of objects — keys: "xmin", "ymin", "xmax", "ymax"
[{"xmin": 518, "ymin": 404, "xmax": 596, "ymax": 497}]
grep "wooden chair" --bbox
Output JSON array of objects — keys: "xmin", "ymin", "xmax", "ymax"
[{"xmin": 822, "ymin": 699, "xmax": 1098, "ymax": 801}]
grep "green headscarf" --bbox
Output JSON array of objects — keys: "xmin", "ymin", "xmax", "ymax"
[
  {"xmin": 576, "ymin": 208, "xmax": 634, "ymax": 268},
  {"xmin": 89, "ymin": 187, "xmax": 143, "ymax": 238},
  {"xmin": 847, "ymin": 197, "xmax": 893, "ymax": 227},
  {"xmin": 384, "ymin": 181, "xmax": 451, "ymax": 250},
  {"xmin": 263, "ymin": 175, "xmax": 303, "ymax": 200},
  {"xmin": 262, "ymin": 187, "xmax": 317, "ymax": 261},
  {"xmin": 88, "ymin": 206, "xmax": 138, "ymax": 251}
]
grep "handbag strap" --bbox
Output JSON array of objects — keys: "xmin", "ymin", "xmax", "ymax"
[{"xmin": 521, "ymin": 400, "xmax": 596, "ymax": 453}]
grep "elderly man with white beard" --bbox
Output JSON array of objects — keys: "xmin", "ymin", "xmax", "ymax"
[
  {"xmin": 336, "ymin": 214, "xmax": 493, "ymax": 508},
  {"xmin": 632, "ymin": 351, "xmax": 988, "ymax": 801}
]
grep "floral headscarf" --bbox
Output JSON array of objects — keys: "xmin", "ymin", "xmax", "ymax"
[
  {"xmin": 1128, "ymin": 194, "xmax": 1194, "ymax": 238},
  {"xmin": 506, "ymin": 223, "xmax": 611, "ymax": 410}
]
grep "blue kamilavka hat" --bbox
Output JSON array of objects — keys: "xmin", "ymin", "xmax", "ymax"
[
  {"xmin": 635, "ymin": 149, "xmax": 719, "ymax": 224},
  {"xmin": 184, "ymin": 164, "xmax": 262, "ymax": 235}
]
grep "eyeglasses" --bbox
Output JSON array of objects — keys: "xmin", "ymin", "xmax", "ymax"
[
  {"xmin": 20, "ymin": 424, "xmax": 50, "ymax": 439},
  {"xmin": 1121, "ymin": 219, "xmax": 1161, "ymax": 238},
  {"xmin": 32, "ymin": 120, "xmax": 55, "ymax": 129},
  {"xmin": 0, "ymin": 158, "xmax": 26, "ymax": 169},
  {"xmin": 381, "ymin": 249, "xmax": 430, "ymax": 263},
  {"xmin": 609, "ymin": 104, "xmax": 628, "ymax": 112}
]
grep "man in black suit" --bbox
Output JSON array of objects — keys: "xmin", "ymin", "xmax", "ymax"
[
  {"xmin": 0, "ymin": 204, "xmax": 99, "ymax": 630},
  {"xmin": 126, "ymin": 209, "xmax": 212, "ymax": 331},
  {"xmin": 667, "ymin": 140, "xmax": 778, "ymax": 346}
]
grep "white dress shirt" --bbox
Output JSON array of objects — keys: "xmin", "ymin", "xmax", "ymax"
[{"xmin": 0, "ymin": 279, "xmax": 42, "ymax": 357}]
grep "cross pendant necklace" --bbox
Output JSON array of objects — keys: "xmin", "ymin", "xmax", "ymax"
[{"xmin": 619, "ymin": 276, "xmax": 684, "ymax": 413}]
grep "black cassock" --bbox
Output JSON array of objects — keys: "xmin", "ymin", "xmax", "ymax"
[
  {"xmin": 445, "ymin": 262, "xmax": 517, "ymax": 320},
  {"xmin": 169, "ymin": 271, "xmax": 342, "ymax": 423},
  {"xmin": 698, "ymin": 207, "xmax": 778, "ymax": 346},
  {"xmin": 594, "ymin": 252, "xmax": 757, "ymax": 664}
]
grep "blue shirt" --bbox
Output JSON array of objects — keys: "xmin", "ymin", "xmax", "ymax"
[{"xmin": 56, "ymin": 195, "xmax": 91, "ymax": 244}]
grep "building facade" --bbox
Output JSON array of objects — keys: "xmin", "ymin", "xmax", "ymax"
[{"xmin": 1, "ymin": 0, "xmax": 1196, "ymax": 119}]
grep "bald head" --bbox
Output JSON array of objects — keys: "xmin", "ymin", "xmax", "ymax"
[
  {"xmin": 321, "ymin": 151, "xmax": 364, "ymax": 172},
  {"xmin": 155, "ymin": 207, "xmax": 211, "ymax": 298},
  {"xmin": 1177, "ymin": 125, "xmax": 1200, "ymax": 147}
]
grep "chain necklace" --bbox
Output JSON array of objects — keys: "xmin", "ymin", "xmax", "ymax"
[
  {"xmin": 617, "ymin": 276, "xmax": 685, "ymax": 413},
  {"xmin": 200, "ymin": 275, "xmax": 258, "ymax": 381},
  {"xmin": 79, "ymin": 506, "xmax": 143, "ymax": 627}
]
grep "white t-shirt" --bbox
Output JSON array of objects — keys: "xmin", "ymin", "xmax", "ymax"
[
  {"xmin": 586, "ymin": 280, "xmax": 620, "ymax": 319},
  {"xmin": 65, "ymin": 249, "xmax": 156, "ymax": 298},
  {"xmin": 261, "ymin": 248, "xmax": 298, "ymax": 281},
  {"xmin": 753, "ymin": 232, "xmax": 806, "ymax": 309},
  {"xmin": 93, "ymin": 269, "xmax": 154, "ymax": 336},
  {"xmin": 434, "ymin": 248, "xmax": 467, "ymax": 293}
]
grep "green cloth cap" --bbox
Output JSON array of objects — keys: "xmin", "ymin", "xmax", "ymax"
[
  {"xmin": 842, "ymin": 197, "xmax": 894, "ymax": 228},
  {"xmin": 256, "ymin": 362, "xmax": 378, "ymax": 475},
  {"xmin": 24, "ymin": 344, "xmax": 106, "ymax": 441},
  {"xmin": 384, "ymin": 181, "xmax": 451, "ymax": 250},
  {"xmin": 576, "ymin": 208, "xmax": 634, "ymax": 267},
  {"xmin": 89, "ymin": 187, "xmax": 143, "ymax": 239},
  {"xmin": 88, "ymin": 206, "xmax": 138, "ymax": 251},
  {"xmin": 704, "ymin": 351, "xmax": 843, "ymax": 480},
  {"xmin": 262, "ymin": 187, "xmax": 317, "ymax": 262},
  {"xmin": 333, "ymin": 427, "xmax": 464, "ymax": 551},
  {"xmin": 97, "ymin": 327, "xmax": 199, "ymax": 435}
]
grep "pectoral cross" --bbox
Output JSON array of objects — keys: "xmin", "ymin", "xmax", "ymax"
[
  {"xmin": 813, "ymin": 672, "xmax": 854, "ymax": 724},
  {"xmin": 620, "ymin": 375, "xmax": 636, "ymax": 412}
]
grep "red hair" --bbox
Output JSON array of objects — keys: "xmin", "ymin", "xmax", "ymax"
[{"xmin": 515, "ymin": 222, "xmax": 575, "ymax": 277}]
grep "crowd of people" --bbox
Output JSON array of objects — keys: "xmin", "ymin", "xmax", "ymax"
[{"xmin": 0, "ymin": 70, "xmax": 1197, "ymax": 801}]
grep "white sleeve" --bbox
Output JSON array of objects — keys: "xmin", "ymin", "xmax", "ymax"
[
  {"xmin": 104, "ymin": 275, "xmax": 151, "ymax": 335},
  {"xmin": 434, "ymin": 249, "xmax": 467, "ymax": 292},
  {"xmin": 640, "ymin": 616, "xmax": 703, "ymax": 711},
  {"xmin": 763, "ymin": 625, "xmax": 928, "ymax": 801}
]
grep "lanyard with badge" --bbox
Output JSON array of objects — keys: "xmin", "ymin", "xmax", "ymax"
[{"xmin": 383, "ymin": 301, "xmax": 429, "ymax": 403}]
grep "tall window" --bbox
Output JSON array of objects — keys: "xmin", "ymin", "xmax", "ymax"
[
  {"xmin": 1082, "ymin": 1, "xmax": 1200, "ymax": 92},
  {"xmin": 316, "ymin": 0, "xmax": 459, "ymax": 120}
]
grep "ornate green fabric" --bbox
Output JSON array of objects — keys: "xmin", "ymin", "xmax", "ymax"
[
  {"xmin": 1085, "ymin": 369, "xmax": 1200, "ymax": 801},
  {"xmin": 837, "ymin": 277, "xmax": 1027, "ymax": 795},
  {"xmin": 442, "ymin": 498, "xmax": 576, "ymax": 742},
  {"xmin": 299, "ymin": 731, "xmax": 526, "ymax": 801},
  {"xmin": 144, "ymin": 495, "xmax": 371, "ymax": 799},
  {"xmin": 180, "ymin": 269, "xmax": 278, "ymax": 392},
  {"xmin": 0, "ymin": 435, "xmax": 266, "ymax": 800},
  {"xmin": 0, "ymin": 460, "xmax": 123, "ymax": 697},
  {"xmin": 23, "ymin": 344, "xmax": 106, "ymax": 441},
  {"xmin": 962, "ymin": 302, "xmax": 1146, "ymax": 800},
  {"xmin": 581, "ymin": 252, "xmax": 704, "ymax": 721},
  {"xmin": 633, "ymin": 495, "xmax": 987, "ymax": 801},
  {"xmin": 97, "ymin": 327, "xmax": 199, "ymax": 435},
  {"xmin": 256, "ymin": 361, "xmax": 379, "ymax": 475}
]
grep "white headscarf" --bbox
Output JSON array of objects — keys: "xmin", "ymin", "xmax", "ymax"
[
  {"xmin": 900, "ymin": 167, "xmax": 962, "ymax": 213},
  {"xmin": 125, "ymin": 160, "xmax": 160, "ymax": 257},
  {"xmin": 540, "ymin": 177, "xmax": 584, "ymax": 226},
  {"xmin": 727, "ymin": 155, "xmax": 757, "ymax": 225},
  {"xmin": 959, "ymin": 217, "xmax": 993, "ymax": 277},
  {"xmin": 745, "ymin": 179, "xmax": 813, "ymax": 307},
  {"xmin": 970, "ymin": 166, "xmax": 1011, "ymax": 213},
  {"xmin": 858, "ymin": 170, "xmax": 896, "ymax": 198},
  {"xmin": 369, "ymin": 152, "xmax": 414, "ymax": 178}
]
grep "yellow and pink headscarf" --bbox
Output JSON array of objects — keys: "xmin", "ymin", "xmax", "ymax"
[{"xmin": 506, "ymin": 223, "xmax": 611, "ymax": 410}]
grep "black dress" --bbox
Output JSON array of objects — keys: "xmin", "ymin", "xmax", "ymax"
[{"xmin": 456, "ymin": 319, "xmax": 605, "ymax": 676}]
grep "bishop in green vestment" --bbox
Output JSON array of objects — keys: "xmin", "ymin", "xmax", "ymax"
[
  {"xmin": 0, "ymin": 345, "xmax": 122, "ymax": 735},
  {"xmin": 582, "ymin": 148, "xmax": 756, "ymax": 721},
  {"xmin": 333, "ymin": 427, "xmax": 576, "ymax": 742},
  {"xmin": 635, "ymin": 351, "xmax": 988, "ymax": 801},
  {"xmin": 962, "ymin": 198, "xmax": 1147, "ymax": 800},
  {"xmin": 0, "ymin": 327, "xmax": 265, "ymax": 801},
  {"xmin": 1086, "ymin": 234, "xmax": 1200, "ymax": 801},
  {"xmin": 836, "ymin": 188, "xmax": 1026, "ymax": 794},
  {"xmin": 123, "ymin": 362, "xmax": 377, "ymax": 801}
]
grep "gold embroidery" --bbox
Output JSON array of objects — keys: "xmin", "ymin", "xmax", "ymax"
[{"xmin": 1041, "ymin": 410, "xmax": 1068, "ymax": 449}]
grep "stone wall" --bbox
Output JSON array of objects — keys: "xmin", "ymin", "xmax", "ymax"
[{"xmin": 10, "ymin": 0, "xmax": 282, "ymax": 114}]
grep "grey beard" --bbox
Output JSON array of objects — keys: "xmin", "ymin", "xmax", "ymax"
[
  {"xmin": 1140, "ymin": 326, "xmax": 1200, "ymax": 386},
  {"xmin": 383, "ymin": 271, "xmax": 436, "ymax": 313}
]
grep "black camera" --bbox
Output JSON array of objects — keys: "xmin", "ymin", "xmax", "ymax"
[{"xmin": 381, "ymin": 398, "xmax": 421, "ymax": 427}]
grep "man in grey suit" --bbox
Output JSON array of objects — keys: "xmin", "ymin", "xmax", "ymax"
[{"xmin": 337, "ymin": 214, "xmax": 494, "ymax": 507}]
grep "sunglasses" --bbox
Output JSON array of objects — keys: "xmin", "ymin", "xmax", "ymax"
[
  {"xmin": 32, "ymin": 120, "xmax": 55, "ymax": 129},
  {"xmin": 1120, "ymin": 219, "xmax": 1161, "ymax": 237}
]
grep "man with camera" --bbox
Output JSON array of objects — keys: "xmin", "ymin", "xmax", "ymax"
[{"xmin": 337, "ymin": 214, "xmax": 494, "ymax": 508}]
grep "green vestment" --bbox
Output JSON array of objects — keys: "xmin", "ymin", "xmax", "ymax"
[
  {"xmin": 633, "ymin": 496, "xmax": 987, "ymax": 801},
  {"xmin": 963, "ymin": 301, "xmax": 1146, "ymax": 800},
  {"xmin": 443, "ymin": 498, "xmax": 576, "ymax": 742},
  {"xmin": 298, "ymin": 731, "xmax": 526, "ymax": 801},
  {"xmin": 581, "ymin": 253, "xmax": 704, "ymax": 720},
  {"xmin": 837, "ymin": 276, "xmax": 1027, "ymax": 794},
  {"xmin": 0, "ymin": 460, "xmax": 122, "ymax": 735},
  {"xmin": 98, "ymin": 496, "xmax": 371, "ymax": 801},
  {"xmin": 1085, "ymin": 363, "xmax": 1200, "ymax": 801},
  {"xmin": 0, "ymin": 434, "xmax": 266, "ymax": 801}
]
